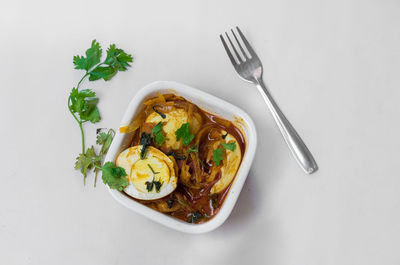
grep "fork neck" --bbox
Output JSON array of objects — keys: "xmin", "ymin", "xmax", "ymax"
[
  {"xmin": 254, "ymin": 77, "xmax": 262, "ymax": 85},
  {"xmin": 252, "ymin": 67, "xmax": 263, "ymax": 84},
  {"xmin": 253, "ymin": 76, "xmax": 264, "ymax": 87}
]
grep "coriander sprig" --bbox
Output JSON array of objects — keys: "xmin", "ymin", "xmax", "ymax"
[
  {"xmin": 69, "ymin": 40, "xmax": 133, "ymax": 185},
  {"xmin": 75, "ymin": 129, "xmax": 129, "ymax": 191},
  {"xmin": 75, "ymin": 129, "xmax": 115, "ymax": 186},
  {"xmin": 68, "ymin": 40, "xmax": 133, "ymax": 154}
]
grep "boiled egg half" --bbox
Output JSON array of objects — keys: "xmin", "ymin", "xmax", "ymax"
[
  {"xmin": 116, "ymin": 145, "xmax": 177, "ymax": 200},
  {"xmin": 210, "ymin": 133, "xmax": 242, "ymax": 194},
  {"xmin": 145, "ymin": 107, "xmax": 201, "ymax": 150}
]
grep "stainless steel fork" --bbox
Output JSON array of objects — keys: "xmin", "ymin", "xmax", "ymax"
[{"xmin": 220, "ymin": 27, "xmax": 318, "ymax": 174}]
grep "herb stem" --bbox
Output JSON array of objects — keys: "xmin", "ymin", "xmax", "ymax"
[
  {"xmin": 68, "ymin": 71, "xmax": 88, "ymax": 155},
  {"xmin": 77, "ymin": 62, "xmax": 103, "ymax": 89},
  {"xmin": 78, "ymin": 121, "xmax": 85, "ymax": 154},
  {"xmin": 94, "ymin": 171, "xmax": 98, "ymax": 188},
  {"xmin": 68, "ymin": 96, "xmax": 85, "ymax": 153},
  {"xmin": 148, "ymin": 164, "xmax": 159, "ymax": 175},
  {"xmin": 76, "ymin": 72, "xmax": 89, "ymax": 89}
]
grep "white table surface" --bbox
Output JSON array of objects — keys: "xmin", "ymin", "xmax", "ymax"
[{"xmin": 1, "ymin": 0, "xmax": 400, "ymax": 264}]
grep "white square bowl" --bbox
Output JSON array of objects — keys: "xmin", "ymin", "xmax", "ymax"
[{"xmin": 104, "ymin": 81, "xmax": 257, "ymax": 234}]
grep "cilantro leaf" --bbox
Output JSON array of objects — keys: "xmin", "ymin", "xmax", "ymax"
[
  {"xmin": 212, "ymin": 148, "xmax": 224, "ymax": 166},
  {"xmin": 93, "ymin": 129, "xmax": 115, "ymax": 187},
  {"xmin": 87, "ymin": 44, "xmax": 133, "ymax": 81},
  {"xmin": 73, "ymin": 56, "xmax": 87, "ymax": 71},
  {"xmin": 88, "ymin": 66, "xmax": 117, "ymax": 81},
  {"xmin": 75, "ymin": 152, "xmax": 91, "ymax": 177},
  {"xmin": 152, "ymin": 122, "xmax": 166, "ymax": 146},
  {"xmin": 96, "ymin": 129, "xmax": 114, "ymax": 155},
  {"xmin": 76, "ymin": 88, "xmax": 95, "ymax": 97},
  {"xmin": 101, "ymin": 162, "xmax": 128, "ymax": 191},
  {"xmin": 175, "ymin": 123, "xmax": 194, "ymax": 146},
  {"xmin": 85, "ymin": 40, "xmax": 102, "ymax": 70},
  {"xmin": 222, "ymin": 141, "xmax": 236, "ymax": 151},
  {"xmin": 79, "ymin": 98, "xmax": 101, "ymax": 123},
  {"xmin": 75, "ymin": 146, "xmax": 101, "ymax": 180},
  {"xmin": 139, "ymin": 132, "xmax": 152, "ymax": 159},
  {"xmin": 145, "ymin": 179, "xmax": 163, "ymax": 193},
  {"xmin": 104, "ymin": 44, "xmax": 133, "ymax": 71},
  {"xmin": 74, "ymin": 130, "xmax": 116, "ymax": 186},
  {"xmin": 145, "ymin": 181, "xmax": 154, "ymax": 192},
  {"xmin": 153, "ymin": 181, "xmax": 162, "ymax": 192},
  {"xmin": 73, "ymin": 40, "xmax": 102, "ymax": 71},
  {"xmin": 69, "ymin": 88, "xmax": 94, "ymax": 113},
  {"xmin": 96, "ymin": 132, "xmax": 109, "ymax": 145},
  {"xmin": 69, "ymin": 88, "xmax": 101, "ymax": 123}
]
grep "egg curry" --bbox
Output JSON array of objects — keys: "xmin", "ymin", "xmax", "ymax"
[{"xmin": 118, "ymin": 93, "xmax": 245, "ymax": 224}]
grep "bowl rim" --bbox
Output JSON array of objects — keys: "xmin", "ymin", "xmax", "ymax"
[{"xmin": 104, "ymin": 81, "xmax": 257, "ymax": 234}]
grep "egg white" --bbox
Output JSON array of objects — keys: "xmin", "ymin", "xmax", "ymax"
[{"xmin": 116, "ymin": 145, "xmax": 177, "ymax": 200}]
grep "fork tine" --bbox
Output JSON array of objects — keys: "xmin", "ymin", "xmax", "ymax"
[
  {"xmin": 236, "ymin": 26, "xmax": 258, "ymax": 59},
  {"xmin": 225, "ymin": 32, "xmax": 244, "ymax": 63},
  {"xmin": 220, "ymin": 34, "xmax": 237, "ymax": 65},
  {"xmin": 231, "ymin": 29, "xmax": 248, "ymax": 60}
]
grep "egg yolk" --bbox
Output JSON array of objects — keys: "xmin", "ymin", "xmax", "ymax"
[{"xmin": 131, "ymin": 157, "xmax": 171, "ymax": 193}]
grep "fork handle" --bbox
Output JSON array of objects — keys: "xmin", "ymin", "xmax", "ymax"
[{"xmin": 256, "ymin": 79, "xmax": 318, "ymax": 174}]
